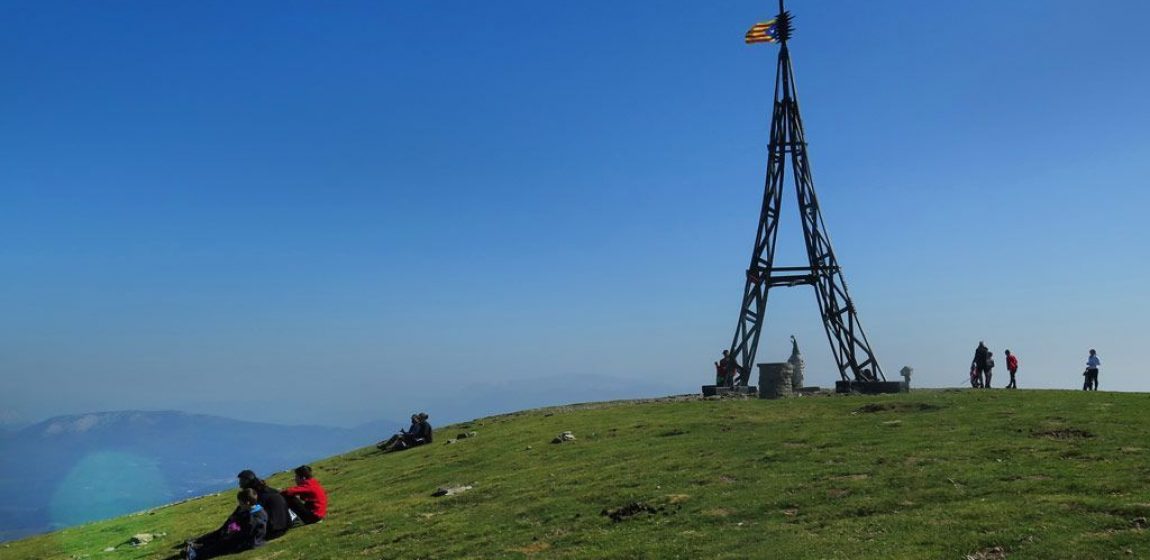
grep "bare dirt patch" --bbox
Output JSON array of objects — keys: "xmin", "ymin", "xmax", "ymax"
[
  {"xmin": 1031, "ymin": 428, "xmax": 1095, "ymax": 440},
  {"xmin": 965, "ymin": 546, "xmax": 1007, "ymax": 560},
  {"xmin": 511, "ymin": 541, "xmax": 553, "ymax": 554},
  {"xmin": 601, "ymin": 501, "xmax": 677, "ymax": 523},
  {"xmin": 853, "ymin": 402, "xmax": 942, "ymax": 414}
]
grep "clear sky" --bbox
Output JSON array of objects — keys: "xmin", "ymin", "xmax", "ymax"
[{"xmin": 2, "ymin": 1, "xmax": 1148, "ymax": 428}]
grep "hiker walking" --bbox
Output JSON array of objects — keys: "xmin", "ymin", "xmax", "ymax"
[
  {"xmin": 1083, "ymin": 349, "xmax": 1101, "ymax": 391},
  {"xmin": 1005, "ymin": 349, "xmax": 1019, "ymax": 389}
]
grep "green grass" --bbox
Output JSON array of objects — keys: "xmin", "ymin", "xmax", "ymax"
[{"xmin": 5, "ymin": 389, "xmax": 1150, "ymax": 559}]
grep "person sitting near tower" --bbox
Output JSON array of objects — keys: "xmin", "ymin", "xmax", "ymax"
[
  {"xmin": 281, "ymin": 465, "xmax": 327, "ymax": 525},
  {"xmin": 715, "ymin": 350, "xmax": 739, "ymax": 387}
]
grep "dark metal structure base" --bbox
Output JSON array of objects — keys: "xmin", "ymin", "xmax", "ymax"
[
  {"xmin": 702, "ymin": 385, "xmax": 759, "ymax": 397},
  {"xmin": 834, "ymin": 381, "xmax": 906, "ymax": 395}
]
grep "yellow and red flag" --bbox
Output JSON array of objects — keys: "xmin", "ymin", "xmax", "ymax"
[{"xmin": 745, "ymin": 19, "xmax": 780, "ymax": 44}]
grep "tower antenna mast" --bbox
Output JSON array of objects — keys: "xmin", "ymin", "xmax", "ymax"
[{"xmin": 725, "ymin": 0, "xmax": 884, "ymax": 388}]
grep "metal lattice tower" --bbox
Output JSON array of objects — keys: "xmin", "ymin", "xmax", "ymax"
[{"xmin": 726, "ymin": 2, "xmax": 883, "ymax": 385}]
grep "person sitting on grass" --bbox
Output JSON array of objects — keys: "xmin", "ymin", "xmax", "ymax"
[
  {"xmin": 183, "ymin": 488, "xmax": 267, "ymax": 560},
  {"xmin": 236, "ymin": 469, "xmax": 291, "ymax": 539},
  {"xmin": 376, "ymin": 412, "xmax": 433, "ymax": 452},
  {"xmin": 280, "ymin": 464, "xmax": 328, "ymax": 525}
]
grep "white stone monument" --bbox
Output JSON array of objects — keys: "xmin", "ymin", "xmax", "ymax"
[{"xmin": 787, "ymin": 335, "xmax": 805, "ymax": 391}]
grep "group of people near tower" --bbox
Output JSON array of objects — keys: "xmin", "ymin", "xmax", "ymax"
[
  {"xmin": 970, "ymin": 342, "xmax": 1102, "ymax": 391},
  {"xmin": 713, "ymin": 350, "xmax": 744, "ymax": 387},
  {"xmin": 969, "ymin": 342, "xmax": 1019, "ymax": 389},
  {"xmin": 180, "ymin": 465, "xmax": 328, "ymax": 560}
]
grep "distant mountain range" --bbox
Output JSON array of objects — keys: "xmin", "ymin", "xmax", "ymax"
[{"xmin": 0, "ymin": 410, "xmax": 396, "ymax": 542}]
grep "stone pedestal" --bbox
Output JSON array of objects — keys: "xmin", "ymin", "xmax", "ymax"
[
  {"xmin": 701, "ymin": 385, "xmax": 758, "ymax": 397},
  {"xmin": 758, "ymin": 362, "xmax": 794, "ymax": 399}
]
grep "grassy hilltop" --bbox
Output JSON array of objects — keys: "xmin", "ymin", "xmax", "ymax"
[{"xmin": 5, "ymin": 389, "xmax": 1150, "ymax": 559}]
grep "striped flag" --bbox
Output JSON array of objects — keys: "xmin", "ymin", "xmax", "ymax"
[{"xmin": 745, "ymin": 19, "xmax": 780, "ymax": 44}]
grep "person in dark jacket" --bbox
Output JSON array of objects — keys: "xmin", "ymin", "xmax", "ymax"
[
  {"xmin": 236, "ymin": 469, "xmax": 291, "ymax": 539},
  {"xmin": 377, "ymin": 414, "xmax": 418, "ymax": 451},
  {"xmin": 971, "ymin": 342, "xmax": 989, "ymax": 388},
  {"xmin": 183, "ymin": 488, "xmax": 267, "ymax": 560},
  {"xmin": 281, "ymin": 464, "xmax": 328, "ymax": 525},
  {"xmin": 377, "ymin": 412, "xmax": 433, "ymax": 452},
  {"xmin": 414, "ymin": 412, "xmax": 432, "ymax": 443}
]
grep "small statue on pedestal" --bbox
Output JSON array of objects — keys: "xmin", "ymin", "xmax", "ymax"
[{"xmin": 788, "ymin": 335, "xmax": 805, "ymax": 391}]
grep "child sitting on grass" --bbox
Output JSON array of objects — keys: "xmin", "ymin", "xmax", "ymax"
[{"xmin": 183, "ymin": 488, "xmax": 267, "ymax": 560}]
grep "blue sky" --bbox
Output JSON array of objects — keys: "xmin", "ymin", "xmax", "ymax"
[{"xmin": 1, "ymin": 1, "xmax": 1148, "ymax": 427}]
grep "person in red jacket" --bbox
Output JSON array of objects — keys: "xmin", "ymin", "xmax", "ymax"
[
  {"xmin": 1005, "ymin": 350, "xmax": 1019, "ymax": 389},
  {"xmin": 280, "ymin": 465, "xmax": 327, "ymax": 525}
]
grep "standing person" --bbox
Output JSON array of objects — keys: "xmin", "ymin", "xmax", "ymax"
[
  {"xmin": 1084, "ymin": 349, "xmax": 1101, "ymax": 391},
  {"xmin": 183, "ymin": 489, "xmax": 268, "ymax": 560},
  {"xmin": 281, "ymin": 465, "xmax": 327, "ymax": 525},
  {"xmin": 971, "ymin": 342, "xmax": 989, "ymax": 388},
  {"xmin": 984, "ymin": 352, "xmax": 995, "ymax": 388},
  {"xmin": 1005, "ymin": 350, "xmax": 1019, "ymax": 389},
  {"xmin": 236, "ymin": 470, "xmax": 291, "ymax": 539}
]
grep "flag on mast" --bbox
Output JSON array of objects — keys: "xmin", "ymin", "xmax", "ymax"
[{"xmin": 745, "ymin": 19, "xmax": 780, "ymax": 44}]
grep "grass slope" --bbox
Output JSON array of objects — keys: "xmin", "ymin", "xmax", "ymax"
[{"xmin": 5, "ymin": 390, "xmax": 1150, "ymax": 559}]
